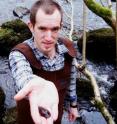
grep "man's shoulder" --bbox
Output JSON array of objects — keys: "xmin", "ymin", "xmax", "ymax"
[
  {"xmin": 58, "ymin": 37, "xmax": 72, "ymax": 44},
  {"xmin": 23, "ymin": 37, "xmax": 34, "ymax": 47},
  {"xmin": 58, "ymin": 37, "xmax": 77, "ymax": 57}
]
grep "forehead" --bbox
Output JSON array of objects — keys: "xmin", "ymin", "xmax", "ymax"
[{"xmin": 35, "ymin": 9, "xmax": 61, "ymax": 27}]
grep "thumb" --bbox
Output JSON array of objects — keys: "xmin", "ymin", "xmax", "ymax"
[
  {"xmin": 51, "ymin": 104, "xmax": 58, "ymax": 121},
  {"xmin": 14, "ymin": 83, "xmax": 31, "ymax": 101}
]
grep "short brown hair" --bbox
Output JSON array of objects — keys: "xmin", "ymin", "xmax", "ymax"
[{"xmin": 30, "ymin": 0, "xmax": 63, "ymax": 26}]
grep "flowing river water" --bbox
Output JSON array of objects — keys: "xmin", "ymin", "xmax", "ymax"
[{"xmin": 0, "ymin": 0, "xmax": 116, "ymax": 124}]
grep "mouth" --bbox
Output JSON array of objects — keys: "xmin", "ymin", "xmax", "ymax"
[{"xmin": 42, "ymin": 42, "xmax": 54, "ymax": 48}]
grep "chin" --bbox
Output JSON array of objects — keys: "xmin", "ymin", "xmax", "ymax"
[{"xmin": 43, "ymin": 48, "xmax": 51, "ymax": 52}]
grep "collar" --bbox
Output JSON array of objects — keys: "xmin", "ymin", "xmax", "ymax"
[{"xmin": 26, "ymin": 37, "xmax": 68, "ymax": 59}]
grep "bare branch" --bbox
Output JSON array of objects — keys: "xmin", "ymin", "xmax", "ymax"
[
  {"xmin": 68, "ymin": 0, "xmax": 74, "ymax": 40},
  {"xmin": 107, "ymin": 0, "xmax": 112, "ymax": 9}
]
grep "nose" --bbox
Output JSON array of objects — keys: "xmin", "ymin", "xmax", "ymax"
[{"xmin": 45, "ymin": 30, "xmax": 52, "ymax": 41}]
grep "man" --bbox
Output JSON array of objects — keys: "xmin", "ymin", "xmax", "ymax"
[{"xmin": 9, "ymin": 0, "xmax": 79, "ymax": 124}]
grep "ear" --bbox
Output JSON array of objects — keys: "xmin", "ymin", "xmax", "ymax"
[{"xmin": 27, "ymin": 22, "xmax": 34, "ymax": 33}]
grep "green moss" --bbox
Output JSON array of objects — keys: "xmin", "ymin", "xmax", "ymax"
[
  {"xmin": 95, "ymin": 100, "xmax": 105, "ymax": 110},
  {"xmin": 3, "ymin": 107, "xmax": 17, "ymax": 124},
  {"xmin": 0, "ymin": 28, "xmax": 18, "ymax": 43},
  {"xmin": 86, "ymin": 28, "xmax": 115, "ymax": 42},
  {"xmin": 78, "ymin": 28, "xmax": 115, "ymax": 64},
  {"xmin": 0, "ymin": 19, "xmax": 32, "ymax": 56},
  {"xmin": 78, "ymin": 28, "xmax": 114, "ymax": 45},
  {"xmin": 85, "ymin": 0, "xmax": 112, "ymax": 17},
  {"xmin": 1, "ymin": 19, "xmax": 32, "ymax": 40},
  {"xmin": 88, "ymin": 28, "xmax": 114, "ymax": 37},
  {"xmin": 2, "ymin": 19, "xmax": 28, "ymax": 33},
  {"xmin": 0, "ymin": 28, "xmax": 19, "ymax": 55}
]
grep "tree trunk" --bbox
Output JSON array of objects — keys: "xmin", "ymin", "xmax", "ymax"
[
  {"xmin": 84, "ymin": 69, "xmax": 115, "ymax": 124},
  {"xmin": 84, "ymin": 0, "xmax": 116, "ymax": 32},
  {"xmin": 75, "ymin": 62, "xmax": 115, "ymax": 124}
]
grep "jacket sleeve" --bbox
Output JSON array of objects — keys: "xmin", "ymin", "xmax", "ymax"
[{"xmin": 9, "ymin": 50, "xmax": 38, "ymax": 92}]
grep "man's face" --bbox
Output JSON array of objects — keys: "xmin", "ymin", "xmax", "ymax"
[{"xmin": 29, "ymin": 9, "xmax": 61, "ymax": 55}]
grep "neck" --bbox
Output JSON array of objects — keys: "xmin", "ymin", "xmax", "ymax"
[
  {"xmin": 44, "ymin": 48, "xmax": 56, "ymax": 59},
  {"xmin": 34, "ymin": 40, "xmax": 56, "ymax": 59}
]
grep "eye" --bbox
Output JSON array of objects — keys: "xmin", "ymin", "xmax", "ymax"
[
  {"xmin": 38, "ymin": 27, "xmax": 46, "ymax": 31},
  {"xmin": 51, "ymin": 27, "xmax": 60, "ymax": 32}
]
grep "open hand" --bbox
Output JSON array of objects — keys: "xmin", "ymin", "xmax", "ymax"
[
  {"xmin": 68, "ymin": 107, "xmax": 80, "ymax": 122},
  {"xmin": 14, "ymin": 78, "xmax": 59, "ymax": 124}
]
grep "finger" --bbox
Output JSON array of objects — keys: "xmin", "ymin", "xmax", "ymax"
[
  {"xmin": 29, "ymin": 96, "xmax": 42, "ymax": 124},
  {"xmin": 51, "ymin": 104, "xmax": 58, "ymax": 121},
  {"xmin": 41, "ymin": 117, "xmax": 47, "ymax": 124},
  {"xmin": 71, "ymin": 116, "xmax": 76, "ymax": 121},
  {"xmin": 68, "ymin": 113, "xmax": 73, "ymax": 121},
  {"xmin": 14, "ymin": 83, "xmax": 31, "ymax": 101},
  {"xmin": 69, "ymin": 113, "xmax": 77, "ymax": 122},
  {"xmin": 47, "ymin": 116, "xmax": 54, "ymax": 124}
]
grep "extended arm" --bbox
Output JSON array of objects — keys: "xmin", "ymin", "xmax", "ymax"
[{"xmin": 9, "ymin": 51, "xmax": 59, "ymax": 124}]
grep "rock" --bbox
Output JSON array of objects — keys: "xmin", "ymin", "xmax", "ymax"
[
  {"xmin": 76, "ymin": 78, "xmax": 94, "ymax": 99},
  {"xmin": 77, "ymin": 28, "xmax": 115, "ymax": 64},
  {"xmin": 0, "ymin": 87, "xmax": 5, "ymax": 123},
  {"xmin": 13, "ymin": 6, "xmax": 30, "ymax": 19},
  {"xmin": 111, "ymin": 0, "xmax": 116, "ymax": 2},
  {"xmin": 108, "ymin": 69, "xmax": 117, "ymax": 81},
  {"xmin": 80, "ymin": 110, "xmax": 106, "ymax": 124},
  {"xmin": 109, "ymin": 81, "xmax": 117, "ymax": 123},
  {"xmin": 0, "ymin": 19, "xmax": 32, "ymax": 56}
]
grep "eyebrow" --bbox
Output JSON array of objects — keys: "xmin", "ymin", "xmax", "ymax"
[{"xmin": 38, "ymin": 26, "xmax": 60, "ymax": 30}]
